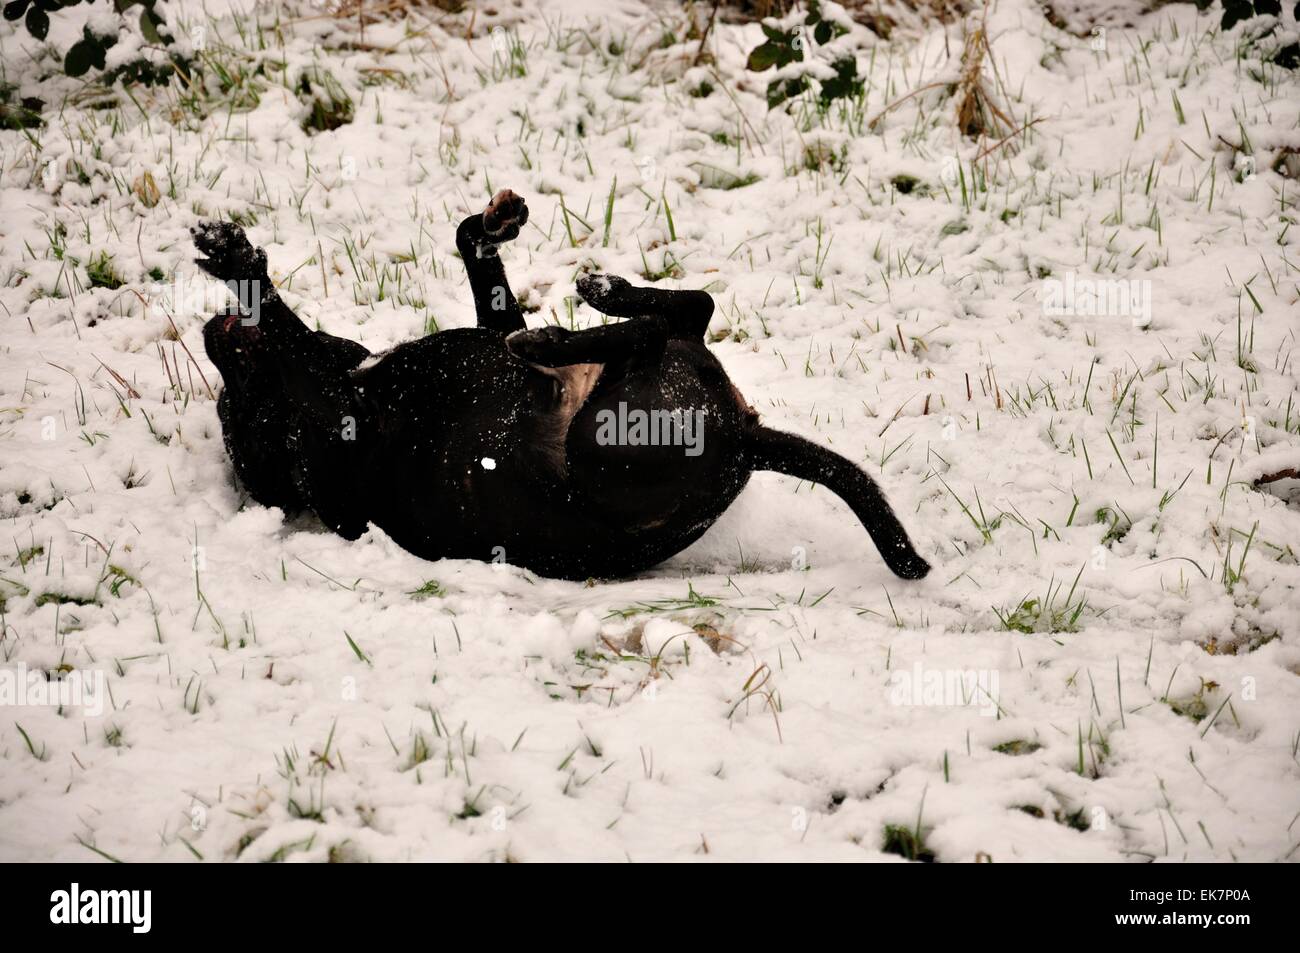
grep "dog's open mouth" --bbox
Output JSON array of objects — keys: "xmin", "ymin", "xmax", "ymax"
[{"xmin": 215, "ymin": 312, "xmax": 263, "ymax": 340}]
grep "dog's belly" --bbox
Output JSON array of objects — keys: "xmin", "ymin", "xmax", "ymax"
[
  {"xmin": 356, "ymin": 333, "xmax": 602, "ymax": 566},
  {"xmin": 530, "ymin": 362, "xmax": 604, "ymax": 477},
  {"xmin": 361, "ymin": 332, "xmax": 753, "ymax": 579}
]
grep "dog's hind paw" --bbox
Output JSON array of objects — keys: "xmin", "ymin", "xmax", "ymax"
[
  {"xmin": 192, "ymin": 220, "xmax": 267, "ymax": 283},
  {"xmin": 506, "ymin": 325, "xmax": 571, "ymax": 366},
  {"xmin": 483, "ymin": 190, "xmax": 529, "ymax": 242},
  {"xmin": 576, "ymin": 273, "xmax": 632, "ymax": 313}
]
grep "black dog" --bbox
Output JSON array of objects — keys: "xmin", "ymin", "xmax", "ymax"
[{"xmin": 196, "ymin": 190, "xmax": 930, "ymax": 581}]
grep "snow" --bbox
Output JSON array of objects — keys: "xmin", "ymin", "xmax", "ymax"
[{"xmin": 0, "ymin": 0, "xmax": 1297, "ymax": 862}]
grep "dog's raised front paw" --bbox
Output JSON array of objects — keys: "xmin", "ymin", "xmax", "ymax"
[
  {"xmin": 483, "ymin": 189, "xmax": 529, "ymax": 242},
  {"xmin": 192, "ymin": 220, "xmax": 266, "ymax": 283}
]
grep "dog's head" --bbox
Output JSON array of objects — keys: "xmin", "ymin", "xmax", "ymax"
[{"xmin": 202, "ymin": 308, "xmax": 278, "ymax": 396}]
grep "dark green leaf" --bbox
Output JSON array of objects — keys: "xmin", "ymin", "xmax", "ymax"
[
  {"xmin": 819, "ymin": 56, "xmax": 862, "ymax": 103},
  {"xmin": 1253, "ymin": 0, "xmax": 1280, "ymax": 15},
  {"xmin": 24, "ymin": 4, "xmax": 46, "ymax": 37},
  {"xmin": 139, "ymin": 7, "xmax": 162, "ymax": 44},
  {"xmin": 1221, "ymin": 0, "xmax": 1254, "ymax": 28},
  {"xmin": 3, "ymin": 0, "xmax": 29, "ymax": 21},
  {"xmin": 1271, "ymin": 41, "xmax": 1299, "ymax": 68},
  {"xmin": 65, "ymin": 38, "xmax": 94, "ymax": 76},
  {"xmin": 766, "ymin": 79, "xmax": 791, "ymax": 109},
  {"xmin": 814, "ymin": 20, "xmax": 833, "ymax": 45},
  {"xmin": 0, "ymin": 96, "xmax": 44, "ymax": 129},
  {"xmin": 766, "ymin": 76, "xmax": 807, "ymax": 109},
  {"xmin": 746, "ymin": 41, "xmax": 783, "ymax": 72}
]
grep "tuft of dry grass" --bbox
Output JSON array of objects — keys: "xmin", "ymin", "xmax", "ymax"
[
  {"xmin": 865, "ymin": 5, "xmax": 1020, "ymax": 144},
  {"xmin": 953, "ymin": 8, "xmax": 1014, "ymax": 139}
]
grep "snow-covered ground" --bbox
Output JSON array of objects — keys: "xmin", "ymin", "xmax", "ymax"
[{"xmin": 1, "ymin": 0, "xmax": 1297, "ymax": 862}]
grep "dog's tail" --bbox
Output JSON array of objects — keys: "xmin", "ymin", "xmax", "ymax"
[{"xmin": 744, "ymin": 425, "xmax": 930, "ymax": 579}]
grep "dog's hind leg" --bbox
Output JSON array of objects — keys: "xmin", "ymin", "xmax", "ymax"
[
  {"xmin": 456, "ymin": 190, "xmax": 530, "ymax": 335},
  {"xmin": 505, "ymin": 314, "xmax": 669, "ymax": 368},
  {"xmin": 506, "ymin": 272, "xmax": 715, "ymax": 367},
  {"xmin": 286, "ymin": 419, "xmax": 370, "ymax": 540},
  {"xmin": 576, "ymin": 274, "xmax": 713, "ymax": 341},
  {"xmin": 745, "ymin": 426, "xmax": 931, "ymax": 580}
]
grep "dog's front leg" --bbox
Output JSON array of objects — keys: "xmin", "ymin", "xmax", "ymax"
[
  {"xmin": 193, "ymin": 220, "xmax": 369, "ymax": 369},
  {"xmin": 456, "ymin": 190, "xmax": 529, "ymax": 335},
  {"xmin": 287, "ymin": 418, "xmax": 370, "ymax": 541}
]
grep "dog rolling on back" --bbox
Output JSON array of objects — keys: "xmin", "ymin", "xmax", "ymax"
[{"xmin": 195, "ymin": 190, "xmax": 930, "ymax": 581}]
